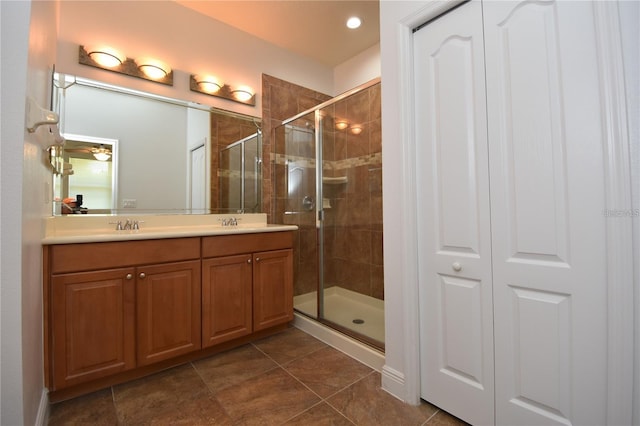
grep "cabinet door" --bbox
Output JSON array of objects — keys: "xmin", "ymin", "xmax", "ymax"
[
  {"xmin": 51, "ymin": 268, "xmax": 136, "ymax": 389},
  {"xmin": 136, "ymin": 260, "xmax": 201, "ymax": 366},
  {"xmin": 202, "ymin": 254, "xmax": 253, "ymax": 347},
  {"xmin": 253, "ymin": 249, "xmax": 294, "ymax": 331}
]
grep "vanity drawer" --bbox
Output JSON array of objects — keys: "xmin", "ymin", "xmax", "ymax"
[
  {"xmin": 49, "ymin": 237, "xmax": 201, "ymax": 274},
  {"xmin": 202, "ymin": 231, "xmax": 293, "ymax": 258}
]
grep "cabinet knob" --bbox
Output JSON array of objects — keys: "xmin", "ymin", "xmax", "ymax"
[
  {"xmin": 255, "ymin": 257, "xmax": 260, "ymax": 262},
  {"xmin": 452, "ymin": 262, "xmax": 462, "ymax": 272},
  {"xmin": 247, "ymin": 259, "xmax": 252, "ymax": 264},
  {"xmin": 125, "ymin": 273, "xmax": 133, "ymax": 280},
  {"xmin": 139, "ymin": 272, "xmax": 146, "ymax": 279}
]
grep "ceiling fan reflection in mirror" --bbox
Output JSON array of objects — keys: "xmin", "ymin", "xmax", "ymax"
[{"xmin": 65, "ymin": 143, "xmax": 112, "ymax": 161}]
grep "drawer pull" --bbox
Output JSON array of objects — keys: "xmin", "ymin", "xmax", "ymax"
[
  {"xmin": 139, "ymin": 272, "xmax": 146, "ymax": 279},
  {"xmin": 126, "ymin": 273, "xmax": 133, "ymax": 280}
]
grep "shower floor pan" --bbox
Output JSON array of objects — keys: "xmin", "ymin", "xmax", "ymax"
[{"xmin": 294, "ymin": 286, "xmax": 385, "ymax": 344}]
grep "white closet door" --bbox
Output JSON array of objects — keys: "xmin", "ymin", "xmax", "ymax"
[
  {"xmin": 414, "ymin": 2, "xmax": 495, "ymax": 425},
  {"xmin": 483, "ymin": 2, "xmax": 609, "ymax": 424}
]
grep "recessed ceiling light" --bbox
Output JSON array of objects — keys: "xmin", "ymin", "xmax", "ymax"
[{"xmin": 346, "ymin": 16, "xmax": 362, "ymax": 29}]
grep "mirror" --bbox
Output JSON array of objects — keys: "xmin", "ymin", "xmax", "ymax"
[{"xmin": 51, "ymin": 74, "xmax": 261, "ymax": 215}]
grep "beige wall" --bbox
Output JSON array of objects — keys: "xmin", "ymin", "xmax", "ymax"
[{"xmin": 55, "ymin": 1, "xmax": 337, "ymax": 117}]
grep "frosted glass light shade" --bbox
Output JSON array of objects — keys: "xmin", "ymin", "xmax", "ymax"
[
  {"xmin": 85, "ymin": 46, "xmax": 125, "ymax": 68},
  {"xmin": 136, "ymin": 58, "xmax": 171, "ymax": 80}
]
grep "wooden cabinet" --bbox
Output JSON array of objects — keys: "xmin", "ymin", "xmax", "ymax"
[
  {"xmin": 202, "ymin": 254, "xmax": 253, "ymax": 347},
  {"xmin": 252, "ymin": 249, "xmax": 293, "ymax": 331},
  {"xmin": 47, "ymin": 238, "xmax": 201, "ymax": 390},
  {"xmin": 51, "ymin": 267, "xmax": 136, "ymax": 388},
  {"xmin": 201, "ymin": 232, "xmax": 294, "ymax": 347},
  {"xmin": 45, "ymin": 231, "xmax": 293, "ymax": 395},
  {"xmin": 136, "ymin": 260, "xmax": 201, "ymax": 366}
]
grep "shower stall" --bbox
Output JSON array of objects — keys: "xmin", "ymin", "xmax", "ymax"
[
  {"xmin": 274, "ymin": 80, "xmax": 384, "ymax": 349},
  {"xmin": 218, "ymin": 132, "xmax": 262, "ymax": 213}
]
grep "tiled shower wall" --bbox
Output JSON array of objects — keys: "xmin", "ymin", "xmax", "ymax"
[
  {"xmin": 210, "ymin": 111, "xmax": 258, "ymax": 211},
  {"xmin": 321, "ymin": 83, "xmax": 383, "ymax": 300},
  {"xmin": 268, "ymin": 76, "xmax": 383, "ymax": 303}
]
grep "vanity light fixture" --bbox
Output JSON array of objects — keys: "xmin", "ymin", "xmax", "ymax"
[
  {"xmin": 84, "ymin": 46, "xmax": 125, "ymax": 68},
  {"xmin": 78, "ymin": 45, "xmax": 173, "ymax": 86},
  {"xmin": 350, "ymin": 124, "xmax": 363, "ymax": 135},
  {"xmin": 335, "ymin": 119, "xmax": 349, "ymax": 130},
  {"xmin": 136, "ymin": 57, "xmax": 171, "ymax": 80},
  {"xmin": 194, "ymin": 75, "xmax": 223, "ymax": 94},
  {"xmin": 189, "ymin": 75, "xmax": 255, "ymax": 106},
  {"xmin": 231, "ymin": 86, "xmax": 254, "ymax": 103}
]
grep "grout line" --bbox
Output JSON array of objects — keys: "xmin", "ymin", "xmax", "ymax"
[{"xmin": 424, "ymin": 409, "xmax": 441, "ymax": 425}]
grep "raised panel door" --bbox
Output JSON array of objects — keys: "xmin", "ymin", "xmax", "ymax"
[
  {"xmin": 253, "ymin": 249, "xmax": 294, "ymax": 331},
  {"xmin": 136, "ymin": 260, "xmax": 201, "ymax": 366},
  {"xmin": 483, "ymin": 1, "xmax": 610, "ymax": 424},
  {"xmin": 202, "ymin": 254, "xmax": 253, "ymax": 347},
  {"xmin": 413, "ymin": 1, "xmax": 495, "ymax": 424},
  {"xmin": 51, "ymin": 268, "xmax": 136, "ymax": 389}
]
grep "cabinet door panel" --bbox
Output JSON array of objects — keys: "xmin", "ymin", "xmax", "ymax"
[
  {"xmin": 51, "ymin": 268, "xmax": 135, "ymax": 389},
  {"xmin": 253, "ymin": 249, "xmax": 294, "ymax": 331},
  {"xmin": 136, "ymin": 260, "xmax": 201, "ymax": 366},
  {"xmin": 202, "ymin": 254, "xmax": 253, "ymax": 347}
]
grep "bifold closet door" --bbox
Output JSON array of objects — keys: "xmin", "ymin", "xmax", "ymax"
[
  {"xmin": 414, "ymin": 1, "xmax": 495, "ymax": 425},
  {"xmin": 483, "ymin": 2, "xmax": 609, "ymax": 425}
]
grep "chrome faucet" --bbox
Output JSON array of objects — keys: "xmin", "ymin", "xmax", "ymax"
[
  {"xmin": 109, "ymin": 218, "xmax": 143, "ymax": 231},
  {"xmin": 219, "ymin": 217, "xmax": 240, "ymax": 227}
]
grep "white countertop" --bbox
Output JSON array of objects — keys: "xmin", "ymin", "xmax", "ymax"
[{"xmin": 42, "ymin": 214, "xmax": 298, "ymax": 245}]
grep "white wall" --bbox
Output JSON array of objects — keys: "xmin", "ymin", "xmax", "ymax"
[
  {"xmin": 1, "ymin": 0, "xmax": 57, "ymax": 424},
  {"xmin": 334, "ymin": 43, "xmax": 381, "ymax": 95}
]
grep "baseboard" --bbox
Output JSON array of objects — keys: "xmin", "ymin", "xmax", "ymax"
[
  {"xmin": 35, "ymin": 388, "xmax": 49, "ymax": 426},
  {"xmin": 293, "ymin": 313, "xmax": 385, "ymax": 371},
  {"xmin": 381, "ymin": 365, "xmax": 407, "ymax": 402}
]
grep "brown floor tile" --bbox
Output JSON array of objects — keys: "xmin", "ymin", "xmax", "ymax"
[
  {"xmin": 284, "ymin": 346, "xmax": 373, "ymax": 398},
  {"xmin": 425, "ymin": 409, "xmax": 471, "ymax": 426},
  {"xmin": 113, "ymin": 364, "xmax": 231, "ymax": 425},
  {"xmin": 327, "ymin": 372, "xmax": 437, "ymax": 426},
  {"xmin": 252, "ymin": 327, "xmax": 327, "ymax": 364},
  {"xmin": 215, "ymin": 368, "xmax": 320, "ymax": 425},
  {"xmin": 284, "ymin": 402, "xmax": 354, "ymax": 425},
  {"xmin": 193, "ymin": 344, "xmax": 278, "ymax": 393},
  {"xmin": 48, "ymin": 388, "xmax": 117, "ymax": 426}
]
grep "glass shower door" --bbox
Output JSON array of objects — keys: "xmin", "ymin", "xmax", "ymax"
[{"xmin": 276, "ymin": 81, "xmax": 384, "ymax": 350}]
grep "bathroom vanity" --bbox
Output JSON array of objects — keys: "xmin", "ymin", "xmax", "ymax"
[{"xmin": 42, "ymin": 214, "xmax": 296, "ymax": 401}]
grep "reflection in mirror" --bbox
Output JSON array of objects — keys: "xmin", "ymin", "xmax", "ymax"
[
  {"xmin": 55, "ymin": 134, "xmax": 119, "ymax": 214},
  {"xmin": 52, "ymin": 74, "xmax": 261, "ymax": 215}
]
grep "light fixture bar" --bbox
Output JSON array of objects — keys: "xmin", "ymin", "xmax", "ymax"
[
  {"xmin": 78, "ymin": 45, "xmax": 173, "ymax": 86},
  {"xmin": 189, "ymin": 75, "xmax": 255, "ymax": 106}
]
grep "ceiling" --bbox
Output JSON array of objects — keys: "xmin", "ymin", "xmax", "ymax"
[{"xmin": 174, "ymin": 1, "xmax": 380, "ymax": 67}]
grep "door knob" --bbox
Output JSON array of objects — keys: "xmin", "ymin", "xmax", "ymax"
[{"xmin": 452, "ymin": 262, "xmax": 462, "ymax": 272}]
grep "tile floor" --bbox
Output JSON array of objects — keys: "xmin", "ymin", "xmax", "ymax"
[{"xmin": 48, "ymin": 327, "xmax": 468, "ymax": 425}]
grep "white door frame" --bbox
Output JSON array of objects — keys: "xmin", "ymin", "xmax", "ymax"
[{"xmin": 380, "ymin": 0, "xmax": 635, "ymax": 422}]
